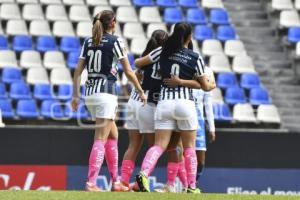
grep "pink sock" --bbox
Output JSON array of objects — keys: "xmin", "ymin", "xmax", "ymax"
[
  {"xmin": 121, "ymin": 160, "xmax": 135, "ymax": 184},
  {"xmin": 141, "ymin": 145, "xmax": 164, "ymax": 177},
  {"xmin": 177, "ymin": 160, "xmax": 188, "ymax": 188},
  {"xmin": 184, "ymin": 148, "xmax": 197, "ymax": 189},
  {"xmin": 105, "ymin": 139, "xmax": 118, "ymax": 182},
  {"xmin": 87, "ymin": 140, "xmax": 105, "ymax": 185},
  {"xmin": 167, "ymin": 162, "xmax": 179, "ymax": 186}
]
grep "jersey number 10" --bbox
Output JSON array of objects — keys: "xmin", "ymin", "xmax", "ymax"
[{"xmin": 87, "ymin": 50, "xmax": 102, "ymax": 73}]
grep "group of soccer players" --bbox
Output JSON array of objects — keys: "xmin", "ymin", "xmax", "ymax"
[{"xmin": 72, "ymin": 10, "xmax": 216, "ymax": 193}]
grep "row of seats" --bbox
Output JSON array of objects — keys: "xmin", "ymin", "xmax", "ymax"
[{"xmin": 271, "ymin": 0, "xmax": 300, "ymax": 11}]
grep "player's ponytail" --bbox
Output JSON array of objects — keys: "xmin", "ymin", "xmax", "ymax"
[
  {"xmin": 92, "ymin": 15, "xmax": 103, "ymax": 46},
  {"xmin": 142, "ymin": 30, "xmax": 168, "ymax": 57}
]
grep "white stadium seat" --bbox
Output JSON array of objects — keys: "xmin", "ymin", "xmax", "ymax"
[
  {"xmin": 53, "ymin": 21, "xmax": 75, "ymax": 37},
  {"xmin": 116, "ymin": 6, "xmax": 138, "ymax": 23},
  {"xmin": 202, "ymin": 39, "xmax": 224, "ymax": 57},
  {"xmin": 6, "ymin": 19, "xmax": 28, "ymax": 36},
  {"xmin": 77, "ymin": 22, "xmax": 92, "ymax": 38},
  {"xmin": 295, "ymin": 0, "xmax": 300, "ymax": 10},
  {"xmin": 0, "ymin": 3, "xmax": 21, "ymax": 20},
  {"xmin": 130, "ymin": 37, "xmax": 148, "ymax": 55},
  {"xmin": 272, "ymin": 0, "xmax": 293, "ymax": 11},
  {"xmin": 192, "ymin": 39, "xmax": 201, "ymax": 54},
  {"xmin": 110, "ymin": 0, "xmax": 131, "ymax": 6},
  {"xmin": 62, "ymin": 0, "xmax": 84, "ymax": 5},
  {"xmin": 87, "ymin": 0, "xmax": 108, "ymax": 6},
  {"xmin": 69, "ymin": 5, "xmax": 91, "ymax": 22},
  {"xmin": 296, "ymin": 42, "xmax": 300, "ymax": 57},
  {"xmin": 93, "ymin": 6, "xmax": 113, "ymax": 17},
  {"xmin": 0, "ymin": 50, "xmax": 18, "ymax": 68},
  {"xmin": 40, "ymin": 0, "xmax": 62, "ymax": 5},
  {"xmin": 202, "ymin": 0, "xmax": 224, "ymax": 9},
  {"xmin": 233, "ymin": 104, "xmax": 257, "ymax": 123},
  {"xmin": 140, "ymin": 7, "xmax": 162, "ymax": 23},
  {"xmin": 146, "ymin": 23, "xmax": 168, "ymax": 38},
  {"xmin": 20, "ymin": 50, "xmax": 43, "ymax": 69},
  {"xmin": 23, "ymin": 4, "xmax": 44, "ymax": 21},
  {"xmin": 279, "ymin": 10, "xmax": 300, "ymax": 28},
  {"xmin": 123, "ymin": 23, "xmax": 145, "ymax": 39},
  {"xmin": 29, "ymin": 20, "xmax": 52, "ymax": 36},
  {"xmin": 224, "ymin": 40, "xmax": 247, "ymax": 57},
  {"xmin": 257, "ymin": 104, "xmax": 281, "ymax": 124},
  {"xmin": 211, "ymin": 88, "xmax": 224, "ymax": 104},
  {"xmin": 50, "ymin": 68, "xmax": 72, "ymax": 85},
  {"xmin": 209, "ymin": 54, "xmax": 232, "ymax": 73},
  {"xmin": 46, "ymin": 5, "xmax": 68, "ymax": 21},
  {"xmin": 17, "ymin": 0, "xmax": 38, "ymax": 4},
  {"xmin": 44, "ymin": 51, "xmax": 66, "ymax": 69},
  {"xmin": 0, "ymin": 0, "xmax": 14, "ymax": 3},
  {"xmin": 27, "ymin": 68, "xmax": 49, "ymax": 84},
  {"xmin": 232, "ymin": 55, "xmax": 256, "ymax": 74}
]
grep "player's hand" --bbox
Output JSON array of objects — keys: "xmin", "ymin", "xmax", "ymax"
[
  {"xmin": 208, "ymin": 132, "xmax": 216, "ymax": 143},
  {"xmin": 71, "ymin": 97, "xmax": 79, "ymax": 112},
  {"xmin": 163, "ymin": 75, "xmax": 182, "ymax": 87},
  {"xmin": 138, "ymin": 91, "xmax": 147, "ymax": 106}
]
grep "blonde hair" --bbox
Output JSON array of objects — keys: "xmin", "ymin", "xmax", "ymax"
[{"xmin": 92, "ymin": 10, "xmax": 115, "ymax": 46}]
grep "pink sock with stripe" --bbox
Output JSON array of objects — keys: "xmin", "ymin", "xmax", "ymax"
[
  {"xmin": 141, "ymin": 145, "xmax": 164, "ymax": 177},
  {"xmin": 184, "ymin": 148, "xmax": 197, "ymax": 189},
  {"xmin": 121, "ymin": 160, "xmax": 135, "ymax": 184},
  {"xmin": 87, "ymin": 140, "xmax": 105, "ymax": 185},
  {"xmin": 105, "ymin": 139, "xmax": 119, "ymax": 182},
  {"xmin": 167, "ymin": 162, "xmax": 179, "ymax": 186}
]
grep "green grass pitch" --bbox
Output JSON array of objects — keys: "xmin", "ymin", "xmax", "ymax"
[{"xmin": 0, "ymin": 191, "xmax": 299, "ymax": 200}]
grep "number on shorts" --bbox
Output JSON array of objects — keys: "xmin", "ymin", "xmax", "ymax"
[
  {"xmin": 151, "ymin": 62, "xmax": 162, "ymax": 80},
  {"xmin": 171, "ymin": 63, "xmax": 180, "ymax": 76},
  {"xmin": 87, "ymin": 50, "xmax": 102, "ymax": 73}
]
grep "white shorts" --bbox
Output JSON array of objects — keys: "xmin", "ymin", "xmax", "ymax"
[
  {"xmin": 155, "ymin": 99, "xmax": 198, "ymax": 131},
  {"xmin": 84, "ymin": 93, "xmax": 118, "ymax": 120}
]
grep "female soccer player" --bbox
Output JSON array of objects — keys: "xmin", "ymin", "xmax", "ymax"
[
  {"xmin": 135, "ymin": 22, "xmax": 215, "ymax": 193},
  {"xmin": 71, "ymin": 10, "xmax": 146, "ymax": 192}
]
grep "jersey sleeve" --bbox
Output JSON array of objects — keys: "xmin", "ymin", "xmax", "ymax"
[
  {"xmin": 195, "ymin": 56, "xmax": 206, "ymax": 76},
  {"xmin": 204, "ymin": 91, "xmax": 215, "ymax": 132},
  {"xmin": 149, "ymin": 47, "xmax": 162, "ymax": 63},
  {"xmin": 79, "ymin": 38, "xmax": 89, "ymax": 59},
  {"xmin": 113, "ymin": 37, "xmax": 127, "ymax": 60}
]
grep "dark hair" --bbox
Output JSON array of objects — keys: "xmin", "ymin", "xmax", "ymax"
[
  {"xmin": 141, "ymin": 30, "xmax": 168, "ymax": 57},
  {"xmin": 161, "ymin": 22, "xmax": 192, "ymax": 58},
  {"xmin": 92, "ymin": 10, "xmax": 115, "ymax": 46}
]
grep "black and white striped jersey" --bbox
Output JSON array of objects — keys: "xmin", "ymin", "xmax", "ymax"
[{"xmin": 79, "ymin": 33, "xmax": 126, "ymax": 96}]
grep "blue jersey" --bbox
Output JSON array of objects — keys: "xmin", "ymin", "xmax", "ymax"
[
  {"xmin": 152, "ymin": 48, "xmax": 205, "ymax": 101},
  {"xmin": 79, "ymin": 33, "xmax": 126, "ymax": 96}
]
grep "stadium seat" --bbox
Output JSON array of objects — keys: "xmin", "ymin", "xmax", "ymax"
[
  {"xmin": 46, "ymin": 5, "xmax": 68, "ymax": 21},
  {"xmin": 0, "ymin": 99, "xmax": 14, "ymax": 118},
  {"xmin": 179, "ymin": 0, "xmax": 198, "ymax": 7},
  {"xmin": 10, "ymin": 82, "xmax": 31, "ymax": 100},
  {"xmin": 27, "ymin": 68, "xmax": 49, "ymax": 84},
  {"xmin": 0, "ymin": 3, "xmax": 21, "ymax": 20},
  {"xmin": 87, "ymin": 0, "xmax": 108, "ymax": 6},
  {"xmin": 225, "ymin": 87, "xmax": 247, "ymax": 105},
  {"xmin": 187, "ymin": 8, "xmax": 207, "ymax": 25},
  {"xmin": 232, "ymin": 55, "xmax": 256, "ymax": 74},
  {"xmin": 22, "ymin": 4, "xmax": 44, "ymax": 21},
  {"xmin": 217, "ymin": 26, "xmax": 237, "ymax": 42},
  {"xmin": 93, "ymin": 6, "xmax": 113, "ymax": 17},
  {"xmin": 0, "ymin": 83, "xmax": 7, "ymax": 99},
  {"xmin": 146, "ymin": 23, "xmax": 168, "ymax": 38},
  {"xmin": 295, "ymin": 0, "xmax": 300, "ymax": 10},
  {"xmin": 36, "ymin": 36, "xmax": 57, "ymax": 53},
  {"xmin": 249, "ymin": 87, "xmax": 271, "ymax": 106},
  {"xmin": 20, "ymin": 50, "xmax": 43, "ymax": 69},
  {"xmin": 240, "ymin": 73, "xmax": 260, "ymax": 90},
  {"xmin": 64, "ymin": 101, "xmax": 90, "ymax": 119},
  {"xmin": 60, "ymin": 37, "xmax": 81, "ymax": 53},
  {"xmin": 202, "ymin": 39, "xmax": 223, "ymax": 57},
  {"xmin": 16, "ymin": 99, "xmax": 39, "ymax": 119},
  {"xmin": 116, "ymin": 6, "xmax": 138, "ymax": 23},
  {"xmin": 130, "ymin": 38, "xmax": 148, "ymax": 55},
  {"xmin": 139, "ymin": 7, "xmax": 162, "ymax": 23},
  {"xmin": 50, "ymin": 68, "xmax": 72, "ymax": 85},
  {"xmin": 110, "ymin": 0, "xmax": 131, "ymax": 6},
  {"xmin": 33, "ymin": 84, "xmax": 53, "ymax": 100},
  {"xmin": 53, "ymin": 21, "xmax": 75, "ymax": 37},
  {"xmin": 57, "ymin": 84, "xmax": 73, "ymax": 101},
  {"xmin": 209, "ymin": 54, "xmax": 232, "ymax": 73},
  {"xmin": 0, "ymin": 0, "xmax": 15, "ymax": 3},
  {"xmin": 296, "ymin": 42, "xmax": 300, "ymax": 57},
  {"xmin": 40, "ymin": 0, "xmax": 62, "ymax": 5},
  {"xmin": 233, "ymin": 103, "xmax": 256, "ymax": 123},
  {"xmin": 279, "ymin": 10, "xmax": 300, "ymax": 28},
  {"xmin": 69, "ymin": 5, "xmax": 91, "ymax": 22},
  {"xmin": 191, "ymin": 39, "xmax": 201, "ymax": 53},
  {"xmin": 133, "ymin": 0, "xmax": 154, "ymax": 7},
  {"xmin": 41, "ymin": 100, "xmax": 64, "ymax": 119},
  {"xmin": 44, "ymin": 51, "xmax": 66, "ymax": 69},
  {"xmin": 156, "ymin": 0, "xmax": 177, "ymax": 7},
  {"xmin": 210, "ymin": 9, "xmax": 230, "ymax": 25},
  {"xmin": 211, "ymin": 88, "xmax": 224, "ymax": 104},
  {"xmin": 0, "ymin": 50, "xmax": 18, "ymax": 68},
  {"xmin": 77, "ymin": 22, "xmax": 92, "ymax": 38},
  {"xmin": 67, "ymin": 51, "xmax": 80, "ymax": 69},
  {"xmin": 163, "ymin": 8, "xmax": 184, "ymax": 24},
  {"xmin": 272, "ymin": 0, "xmax": 293, "ymax": 11},
  {"xmin": 257, "ymin": 104, "xmax": 281, "ymax": 124},
  {"xmin": 29, "ymin": 20, "xmax": 52, "ymax": 37},
  {"xmin": 6, "ymin": 20, "xmax": 28, "ymax": 36},
  {"xmin": 202, "ymin": 0, "xmax": 224, "ymax": 9},
  {"xmin": 0, "ymin": 36, "xmax": 8, "ymax": 50},
  {"xmin": 217, "ymin": 73, "xmax": 238, "ymax": 89},
  {"xmin": 0, "ymin": 23, "xmax": 3, "ymax": 35},
  {"xmin": 123, "ymin": 23, "xmax": 145, "ymax": 39},
  {"xmin": 224, "ymin": 40, "xmax": 247, "ymax": 57},
  {"xmin": 288, "ymin": 27, "xmax": 300, "ymax": 43},
  {"xmin": 194, "ymin": 25, "xmax": 213, "ymax": 41},
  {"xmin": 63, "ymin": 0, "xmax": 84, "ymax": 5},
  {"xmin": 2, "ymin": 68, "xmax": 22, "ymax": 84},
  {"xmin": 12, "ymin": 36, "xmax": 33, "ymax": 52},
  {"xmin": 16, "ymin": 0, "xmax": 39, "ymax": 3},
  {"xmin": 214, "ymin": 103, "xmax": 233, "ymax": 121}
]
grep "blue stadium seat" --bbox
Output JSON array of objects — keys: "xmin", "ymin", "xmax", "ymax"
[
  {"xmin": 178, "ymin": 0, "xmax": 198, "ymax": 7},
  {"xmin": 163, "ymin": 8, "xmax": 184, "ymax": 24},
  {"xmin": 194, "ymin": 25, "xmax": 213, "ymax": 41},
  {"xmin": 41, "ymin": 100, "xmax": 64, "ymax": 119},
  {"xmin": 64, "ymin": 101, "xmax": 90, "ymax": 119},
  {"xmin": 12, "ymin": 36, "xmax": 33, "ymax": 52},
  {"xmin": 225, "ymin": 87, "xmax": 247, "ymax": 105},
  {"xmin": 67, "ymin": 51, "xmax": 80, "ymax": 69},
  {"xmin": 249, "ymin": 87, "xmax": 271, "ymax": 106},
  {"xmin": 210, "ymin": 9, "xmax": 230, "ymax": 25},
  {"xmin": 10, "ymin": 82, "xmax": 31, "ymax": 100},
  {"xmin": 80, "ymin": 85, "xmax": 85, "ymax": 98},
  {"xmin": 36, "ymin": 36, "xmax": 57, "ymax": 53},
  {"xmin": 288, "ymin": 27, "xmax": 300, "ymax": 43},
  {"xmin": 2, "ymin": 68, "xmax": 22, "ymax": 84},
  {"xmin": 33, "ymin": 84, "xmax": 53, "ymax": 100},
  {"xmin": 217, "ymin": 73, "xmax": 238, "ymax": 89},
  {"xmin": 217, "ymin": 26, "xmax": 237, "ymax": 42},
  {"xmin": 16, "ymin": 99, "xmax": 39, "ymax": 119},
  {"xmin": 0, "ymin": 83, "xmax": 7, "ymax": 99},
  {"xmin": 57, "ymin": 84, "xmax": 73, "ymax": 100},
  {"xmin": 0, "ymin": 36, "xmax": 8, "ymax": 50},
  {"xmin": 157, "ymin": 0, "xmax": 177, "ymax": 7},
  {"xmin": 133, "ymin": 0, "xmax": 154, "ymax": 6},
  {"xmin": 240, "ymin": 73, "xmax": 260, "ymax": 90},
  {"xmin": 128, "ymin": 53, "xmax": 136, "ymax": 69},
  {"xmin": 0, "ymin": 99, "xmax": 14, "ymax": 118},
  {"xmin": 60, "ymin": 37, "xmax": 81, "ymax": 53},
  {"xmin": 187, "ymin": 8, "xmax": 206, "ymax": 25},
  {"xmin": 214, "ymin": 103, "xmax": 233, "ymax": 121}
]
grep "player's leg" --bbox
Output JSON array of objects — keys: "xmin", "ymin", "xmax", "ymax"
[
  {"xmin": 176, "ymin": 140, "xmax": 188, "ymax": 191},
  {"xmin": 105, "ymin": 121, "xmax": 118, "ymax": 183},
  {"xmin": 195, "ymin": 118, "xmax": 207, "ymax": 187},
  {"xmin": 196, "ymin": 150, "xmax": 205, "ymax": 185}
]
